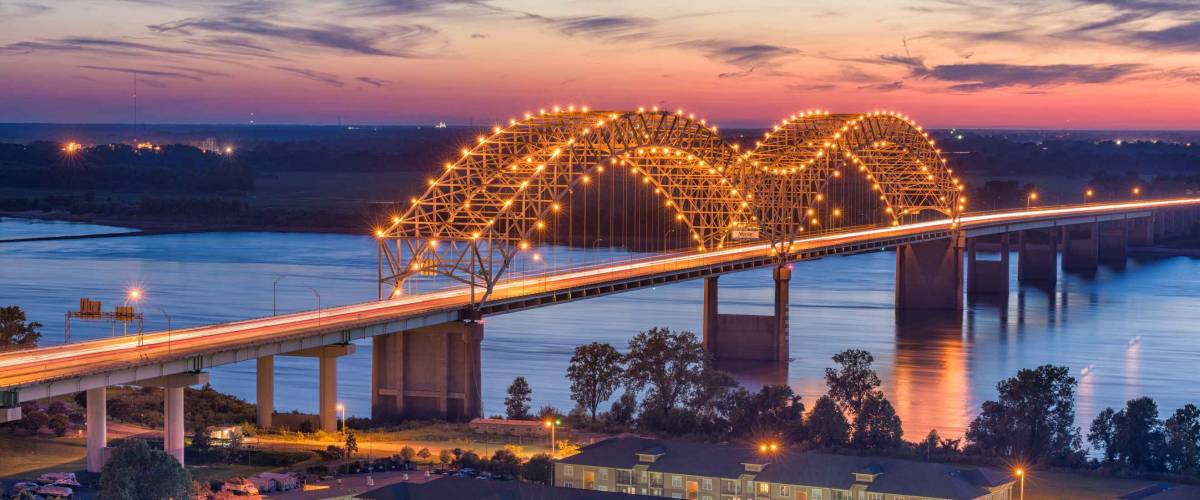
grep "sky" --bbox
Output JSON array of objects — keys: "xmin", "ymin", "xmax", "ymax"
[{"xmin": 0, "ymin": 0, "xmax": 1197, "ymax": 129}]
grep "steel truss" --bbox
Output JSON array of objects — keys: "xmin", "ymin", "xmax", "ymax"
[{"xmin": 378, "ymin": 108, "xmax": 962, "ymax": 304}]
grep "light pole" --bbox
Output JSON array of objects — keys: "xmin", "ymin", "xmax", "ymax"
[
  {"xmin": 158, "ymin": 308, "xmax": 172, "ymax": 352},
  {"xmin": 126, "ymin": 288, "xmax": 142, "ymax": 340},
  {"xmin": 337, "ymin": 403, "xmax": 345, "ymax": 434},
  {"xmin": 307, "ymin": 287, "xmax": 321, "ymax": 326},
  {"xmin": 1132, "ymin": 186, "xmax": 1142, "ymax": 198},
  {"xmin": 1014, "ymin": 468, "xmax": 1024, "ymax": 500},
  {"xmin": 1026, "ymin": 192, "xmax": 1038, "ymax": 209},
  {"xmin": 544, "ymin": 418, "xmax": 560, "ymax": 457},
  {"xmin": 1084, "ymin": 188, "xmax": 1094, "ymax": 204},
  {"xmin": 272, "ymin": 276, "xmax": 287, "ymax": 316}
]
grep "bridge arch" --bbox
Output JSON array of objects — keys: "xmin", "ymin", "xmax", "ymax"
[{"xmin": 381, "ymin": 109, "xmax": 752, "ymax": 297}]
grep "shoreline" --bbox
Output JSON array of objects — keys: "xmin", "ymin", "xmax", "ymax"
[{"xmin": 0, "ymin": 211, "xmax": 366, "ymax": 236}]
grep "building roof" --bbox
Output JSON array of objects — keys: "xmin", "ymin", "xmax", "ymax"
[
  {"xmin": 357, "ymin": 477, "xmax": 658, "ymax": 500},
  {"xmin": 1119, "ymin": 483, "xmax": 1200, "ymax": 500},
  {"xmin": 558, "ymin": 437, "xmax": 1013, "ymax": 500},
  {"xmin": 470, "ymin": 418, "xmax": 545, "ymax": 427}
]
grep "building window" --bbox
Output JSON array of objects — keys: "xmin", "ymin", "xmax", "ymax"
[
  {"xmin": 721, "ymin": 479, "xmax": 738, "ymax": 495},
  {"xmin": 599, "ymin": 469, "xmax": 609, "ymax": 482},
  {"xmin": 638, "ymin": 470, "xmax": 648, "ymax": 484},
  {"xmin": 617, "ymin": 470, "xmax": 633, "ymax": 484},
  {"xmin": 650, "ymin": 472, "xmax": 664, "ymax": 488},
  {"xmin": 781, "ymin": 485, "xmax": 791, "ymax": 497},
  {"xmin": 831, "ymin": 490, "xmax": 852, "ymax": 500},
  {"xmin": 564, "ymin": 465, "xmax": 574, "ymax": 478},
  {"xmin": 701, "ymin": 478, "xmax": 712, "ymax": 491},
  {"xmin": 812, "ymin": 489, "xmax": 824, "ymax": 500},
  {"xmin": 868, "ymin": 494, "xmax": 884, "ymax": 500},
  {"xmin": 672, "ymin": 475, "xmax": 683, "ymax": 488},
  {"xmin": 757, "ymin": 482, "xmax": 770, "ymax": 495}
]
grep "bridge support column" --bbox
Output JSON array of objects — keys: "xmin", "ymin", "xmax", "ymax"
[
  {"xmin": 895, "ymin": 237, "xmax": 963, "ymax": 310},
  {"xmin": 372, "ymin": 319, "xmax": 483, "ymax": 422},
  {"xmin": 135, "ymin": 372, "xmax": 209, "ymax": 466},
  {"xmin": 967, "ymin": 234, "xmax": 1010, "ymax": 296},
  {"xmin": 701, "ymin": 276, "xmax": 719, "ymax": 352},
  {"xmin": 1018, "ymin": 228, "xmax": 1057, "ymax": 283},
  {"xmin": 86, "ymin": 387, "xmax": 107, "ymax": 473},
  {"xmin": 1099, "ymin": 220, "xmax": 1129, "ymax": 265},
  {"xmin": 701, "ymin": 267, "xmax": 789, "ymax": 363},
  {"xmin": 283, "ymin": 344, "xmax": 356, "ymax": 432},
  {"xmin": 1062, "ymin": 222, "xmax": 1099, "ymax": 272},
  {"xmin": 1129, "ymin": 217, "xmax": 1154, "ymax": 247},
  {"xmin": 256, "ymin": 356, "xmax": 274, "ymax": 428}
]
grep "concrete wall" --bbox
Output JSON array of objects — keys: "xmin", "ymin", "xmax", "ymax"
[
  {"xmin": 895, "ymin": 237, "xmax": 963, "ymax": 310},
  {"xmin": 712, "ymin": 314, "xmax": 779, "ymax": 361}
]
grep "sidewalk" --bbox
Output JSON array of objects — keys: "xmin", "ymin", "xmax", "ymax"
[{"xmin": 265, "ymin": 469, "xmax": 437, "ymax": 499}]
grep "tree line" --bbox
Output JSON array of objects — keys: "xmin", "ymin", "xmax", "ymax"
[{"xmin": 505, "ymin": 326, "xmax": 1200, "ymax": 482}]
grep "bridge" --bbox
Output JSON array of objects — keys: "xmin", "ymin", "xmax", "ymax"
[{"xmin": 1, "ymin": 107, "xmax": 1197, "ymax": 473}]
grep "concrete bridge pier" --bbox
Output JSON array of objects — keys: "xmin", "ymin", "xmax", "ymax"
[
  {"xmin": 135, "ymin": 372, "xmax": 210, "ymax": 466},
  {"xmin": 701, "ymin": 266, "xmax": 791, "ymax": 363},
  {"xmin": 1129, "ymin": 217, "xmax": 1154, "ymax": 247},
  {"xmin": 256, "ymin": 356, "xmax": 274, "ymax": 428},
  {"xmin": 967, "ymin": 233, "xmax": 1010, "ymax": 296},
  {"xmin": 283, "ymin": 344, "xmax": 355, "ymax": 432},
  {"xmin": 1018, "ymin": 228, "xmax": 1057, "ymax": 283},
  {"xmin": 371, "ymin": 319, "xmax": 484, "ymax": 422},
  {"xmin": 1061, "ymin": 222, "xmax": 1099, "ymax": 273},
  {"xmin": 895, "ymin": 237, "xmax": 963, "ymax": 310},
  {"xmin": 86, "ymin": 387, "xmax": 107, "ymax": 472},
  {"xmin": 1098, "ymin": 220, "xmax": 1129, "ymax": 265}
]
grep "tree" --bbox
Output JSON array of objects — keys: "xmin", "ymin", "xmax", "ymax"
[
  {"xmin": 21, "ymin": 410, "xmax": 49, "ymax": 434},
  {"xmin": 48, "ymin": 414, "xmax": 70, "ymax": 437},
  {"xmin": 344, "ymin": 432, "xmax": 359, "ymax": 458},
  {"xmin": 688, "ymin": 364, "xmax": 738, "ymax": 430},
  {"xmin": 487, "ymin": 448, "xmax": 521, "ymax": 478},
  {"xmin": 399, "ymin": 445, "xmax": 416, "ymax": 463},
  {"xmin": 0, "ymin": 306, "xmax": 42, "ymax": 350},
  {"xmin": 624, "ymin": 327, "xmax": 706, "ymax": 421},
  {"xmin": 523, "ymin": 453, "xmax": 554, "ymax": 483},
  {"xmin": 1088, "ymin": 408, "xmax": 1118, "ymax": 462},
  {"xmin": 807, "ymin": 396, "xmax": 849, "ymax": 447},
  {"xmin": 505, "ymin": 377, "xmax": 533, "ymax": 420},
  {"xmin": 824, "ymin": 349, "xmax": 882, "ymax": 418},
  {"xmin": 458, "ymin": 451, "xmax": 481, "ymax": 470},
  {"xmin": 99, "ymin": 439, "xmax": 192, "ymax": 500},
  {"xmin": 1100, "ymin": 397, "xmax": 1166, "ymax": 471},
  {"xmin": 1164, "ymin": 404, "xmax": 1200, "ymax": 473},
  {"xmin": 417, "ymin": 447, "xmax": 432, "ymax": 460},
  {"xmin": 192, "ymin": 426, "xmax": 212, "ymax": 449},
  {"xmin": 438, "ymin": 448, "xmax": 453, "ymax": 465},
  {"xmin": 727, "ymin": 385, "xmax": 806, "ymax": 440},
  {"xmin": 608, "ymin": 390, "xmax": 637, "ymax": 426},
  {"xmin": 851, "ymin": 393, "xmax": 903, "ymax": 449},
  {"xmin": 566, "ymin": 342, "xmax": 624, "ymax": 422},
  {"xmin": 965, "ymin": 365, "xmax": 1082, "ymax": 464}
]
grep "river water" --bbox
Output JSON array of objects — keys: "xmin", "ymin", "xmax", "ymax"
[{"xmin": 2, "ymin": 217, "xmax": 1198, "ymax": 439}]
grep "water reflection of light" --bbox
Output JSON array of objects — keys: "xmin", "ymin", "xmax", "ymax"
[
  {"xmin": 1125, "ymin": 336, "xmax": 1141, "ymax": 401},
  {"xmin": 892, "ymin": 313, "xmax": 972, "ymax": 439}
]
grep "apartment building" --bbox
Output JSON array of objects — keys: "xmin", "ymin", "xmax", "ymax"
[{"xmin": 554, "ymin": 437, "xmax": 1014, "ymax": 500}]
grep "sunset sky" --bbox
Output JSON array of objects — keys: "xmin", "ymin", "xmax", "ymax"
[{"xmin": 1, "ymin": 0, "xmax": 1197, "ymax": 128}]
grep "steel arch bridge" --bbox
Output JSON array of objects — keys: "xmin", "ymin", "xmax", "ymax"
[{"xmin": 378, "ymin": 107, "xmax": 963, "ymax": 303}]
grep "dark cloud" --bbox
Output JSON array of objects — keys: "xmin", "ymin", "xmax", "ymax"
[
  {"xmin": 923, "ymin": 63, "xmax": 1142, "ymax": 92},
  {"xmin": 2, "ymin": 36, "xmax": 203, "ymax": 57},
  {"xmin": 470, "ymin": 33, "xmax": 487, "ymax": 39},
  {"xmin": 78, "ymin": 65, "xmax": 206, "ymax": 80},
  {"xmin": 675, "ymin": 40, "xmax": 800, "ymax": 68},
  {"xmin": 857, "ymin": 81, "xmax": 904, "ymax": 92},
  {"xmin": 150, "ymin": 17, "xmax": 436, "ymax": 57},
  {"xmin": 552, "ymin": 16, "xmax": 657, "ymax": 41},
  {"xmin": 786, "ymin": 83, "xmax": 838, "ymax": 92},
  {"xmin": 356, "ymin": 76, "xmax": 391, "ymax": 87},
  {"xmin": 344, "ymin": 0, "xmax": 498, "ymax": 16},
  {"xmin": 274, "ymin": 66, "xmax": 344, "ymax": 87},
  {"xmin": 1126, "ymin": 20, "xmax": 1200, "ymax": 50}
]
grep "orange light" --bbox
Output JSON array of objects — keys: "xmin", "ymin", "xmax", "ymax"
[
  {"xmin": 127, "ymin": 288, "xmax": 142, "ymax": 300},
  {"xmin": 374, "ymin": 229, "xmax": 384, "ymax": 238},
  {"xmin": 1014, "ymin": 468, "xmax": 1023, "ymax": 476}
]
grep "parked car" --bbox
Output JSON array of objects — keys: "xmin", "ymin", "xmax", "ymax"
[
  {"xmin": 38, "ymin": 472, "xmax": 81, "ymax": 488},
  {"xmin": 36, "ymin": 484, "xmax": 74, "ymax": 498}
]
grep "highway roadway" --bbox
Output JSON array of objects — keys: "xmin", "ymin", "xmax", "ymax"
[{"xmin": 3, "ymin": 198, "xmax": 1199, "ymax": 401}]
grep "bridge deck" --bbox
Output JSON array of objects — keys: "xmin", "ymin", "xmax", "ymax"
[{"xmin": 2, "ymin": 198, "xmax": 1197, "ymax": 402}]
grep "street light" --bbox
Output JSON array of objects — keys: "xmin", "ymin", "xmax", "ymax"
[
  {"xmin": 1014, "ymin": 468, "xmax": 1025, "ymax": 500},
  {"xmin": 1026, "ymin": 192, "xmax": 1038, "ymax": 209},
  {"xmin": 544, "ymin": 419, "xmax": 561, "ymax": 457},
  {"xmin": 757, "ymin": 442, "xmax": 780, "ymax": 454},
  {"xmin": 158, "ymin": 307, "xmax": 172, "ymax": 353},
  {"xmin": 337, "ymin": 403, "xmax": 346, "ymax": 434},
  {"xmin": 1132, "ymin": 186, "xmax": 1142, "ymax": 197},
  {"xmin": 272, "ymin": 276, "xmax": 287, "ymax": 316},
  {"xmin": 1084, "ymin": 188, "xmax": 1094, "ymax": 203}
]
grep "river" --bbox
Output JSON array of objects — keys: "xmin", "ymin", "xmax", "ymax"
[{"xmin": 2, "ymin": 217, "xmax": 1198, "ymax": 439}]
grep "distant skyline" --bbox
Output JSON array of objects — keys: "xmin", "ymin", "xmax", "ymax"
[{"xmin": 1, "ymin": 0, "xmax": 1198, "ymax": 129}]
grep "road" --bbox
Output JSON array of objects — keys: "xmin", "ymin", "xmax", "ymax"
[{"xmin": 2, "ymin": 198, "xmax": 1197, "ymax": 397}]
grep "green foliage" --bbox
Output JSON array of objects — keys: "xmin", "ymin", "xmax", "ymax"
[
  {"xmin": 522, "ymin": 453, "xmax": 554, "ymax": 484},
  {"xmin": 47, "ymin": 414, "xmax": 70, "ymax": 437},
  {"xmin": 399, "ymin": 445, "xmax": 416, "ymax": 462},
  {"xmin": 344, "ymin": 432, "xmax": 359, "ymax": 457},
  {"xmin": 624, "ymin": 327, "xmax": 706, "ymax": 422},
  {"xmin": 567, "ymin": 342, "xmax": 625, "ymax": 422},
  {"xmin": 417, "ymin": 447, "xmax": 432, "ymax": 459},
  {"xmin": 505, "ymin": 377, "xmax": 533, "ymax": 420},
  {"xmin": 726, "ymin": 385, "xmax": 806, "ymax": 442},
  {"xmin": 486, "ymin": 448, "xmax": 521, "ymax": 478},
  {"xmin": 1090, "ymin": 397, "xmax": 1167, "ymax": 471},
  {"xmin": 824, "ymin": 349, "xmax": 881, "ymax": 418},
  {"xmin": 438, "ymin": 448, "xmax": 453, "ymax": 465},
  {"xmin": 965, "ymin": 365, "xmax": 1082, "ymax": 465},
  {"xmin": 458, "ymin": 450, "xmax": 481, "ymax": 470},
  {"xmin": 0, "ymin": 305, "xmax": 41, "ymax": 349},
  {"xmin": 99, "ymin": 439, "xmax": 192, "ymax": 500},
  {"xmin": 851, "ymin": 392, "xmax": 903, "ymax": 449},
  {"xmin": 807, "ymin": 396, "xmax": 849, "ymax": 447},
  {"xmin": 21, "ymin": 410, "xmax": 49, "ymax": 434},
  {"xmin": 608, "ymin": 390, "xmax": 637, "ymax": 426}
]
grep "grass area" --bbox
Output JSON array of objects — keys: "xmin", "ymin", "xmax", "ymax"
[
  {"xmin": 252, "ymin": 423, "xmax": 555, "ymax": 460},
  {"xmin": 0, "ymin": 434, "xmax": 86, "ymax": 478},
  {"xmin": 186, "ymin": 463, "xmax": 279, "ymax": 484}
]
